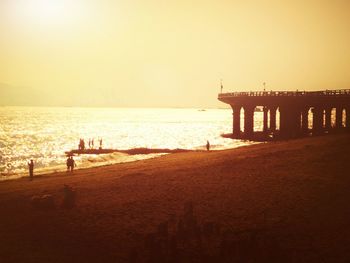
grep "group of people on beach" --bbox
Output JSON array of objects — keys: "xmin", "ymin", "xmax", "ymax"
[
  {"xmin": 27, "ymin": 137, "xmax": 104, "ymax": 179},
  {"xmin": 78, "ymin": 139, "xmax": 86, "ymax": 151},
  {"xmin": 66, "ymin": 156, "xmax": 76, "ymax": 172},
  {"xmin": 27, "ymin": 156, "xmax": 77, "ymax": 179},
  {"xmin": 78, "ymin": 138, "xmax": 103, "ymax": 151},
  {"xmin": 27, "ymin": 139, "xmax": 210, "ymax": 179}
]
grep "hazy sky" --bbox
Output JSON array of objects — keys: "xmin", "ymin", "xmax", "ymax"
[{"xmin": 1, "ymin": 0, "xmax": 350, "ymax": 107}]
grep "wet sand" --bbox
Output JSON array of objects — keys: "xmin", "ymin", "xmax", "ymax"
[{"xmin": 1, "ymin": 133, "xmax": 350, "ymax": 262}]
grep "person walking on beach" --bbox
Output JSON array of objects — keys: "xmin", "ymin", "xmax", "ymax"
[
  {"xmin": 66, "ymin": 156, "xmax": 76, "ymax": 172},
  {"xmin": 66, "ymin": 156, "xmax": 72, "ymax": 172},
  {"xmin": 69, "ymin": 156, "xmax": 76, "ymax": 172},
  {"xmin": 28, "ymin": 159, "xmax": 34, "ymax": 180},
  {"xmin": 206, "ymin": 140, "xmax": 210, "ymax": 151}
]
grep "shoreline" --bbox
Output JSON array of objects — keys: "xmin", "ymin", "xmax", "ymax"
[
  {"xmin": 1, "ymin": 142, "xmax": 257, "ymax": 182},
  {"xmin": 1, "ymin": 133, "xmax": 350, "ymax": 262},
  {"xmin": 0, "ymin": 151, "xmax": 168, "ymax": 182}
]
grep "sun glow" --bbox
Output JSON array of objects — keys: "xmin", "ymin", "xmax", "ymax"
[
  {"xmin": 1, "ymin": 1, "xmax": 350, "ymax": 108},
  {"xmin": 8, "ymin": 0, "xmax": 81, "ymax": 26}
]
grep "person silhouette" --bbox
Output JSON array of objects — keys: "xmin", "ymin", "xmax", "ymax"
[
  {"xmin": 79, "ymin": 139, "xmax": 84, "ymax": 150},
  {"xmin": 206, "ymin": 140, "xmax": 210, "ymax": 151},
  {"xmin": 28, "ymin": 159, "xmax": 34, "ymax": 179},
  {"xmin": 70, "ymin": 156, "xmax": 76, "ymax": 172},
  {"xmin": 99, "ymin": 138, "xmax": 103, "ymax": 150},
  {"xmin": 66, "ymin": 156, "xmax": 72, "ymax": 172}
]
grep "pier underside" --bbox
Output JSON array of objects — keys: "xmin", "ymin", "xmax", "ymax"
[{"xmin": 218, "ymin": 90, "xmax": 350, "ymax": 140}]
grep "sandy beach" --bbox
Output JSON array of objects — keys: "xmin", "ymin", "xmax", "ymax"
[{"xmin": 1, "ymin": 133, "xmax": 350, "ymax": 262}]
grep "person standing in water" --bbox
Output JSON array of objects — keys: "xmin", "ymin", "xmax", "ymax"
[
  {"xmin": 99, "ymin": 138, "xmax": 103, "ymax": 150},
  {"xmin": 206, "ymin": 140, "xmax": 210, "ymax": 151},
  {"xmin": 28, "ymin": 159, "xmax": 34, "ymax": 180}
]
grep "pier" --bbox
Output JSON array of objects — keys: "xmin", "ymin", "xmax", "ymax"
[{"xmin": 218, "ymin": 89, "xmax": 350, "ymax": 139}]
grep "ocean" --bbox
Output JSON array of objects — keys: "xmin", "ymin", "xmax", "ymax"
[{"xmin": 0, "ymin": 107, "xmax": 264, "ymax": 180}]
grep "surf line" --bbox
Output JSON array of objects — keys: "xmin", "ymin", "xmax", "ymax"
[{"xmin": 65, "ymin": 148, "xmax": 202, "ymax": 156}]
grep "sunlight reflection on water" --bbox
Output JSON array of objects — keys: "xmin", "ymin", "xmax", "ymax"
[{"xmin": 0, "ymin": 107, "xmax": 262, "ymax": 180}]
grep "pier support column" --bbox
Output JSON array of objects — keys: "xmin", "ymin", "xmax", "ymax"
[
  {"xmin": 325, "ymin": 107, "xmax": 332, "ymax": 131},
  {"xmin": 263, "ymin": 106, "xmax": 268, "ymax": 133},
  {"xmin": 232, "ymin": 105, "xmax": 241, "ymax": 137},
  {"xmin": 279, "ymin": 106, "xmax": 290, "ymax": 138},
  {"xmin": 346, "ymin": 107, "xmax": 350, "ymax": 130},
  {"xmin": 269, "ymin": 106, "xmax": 277, "ymax": 132},
  {"xmin": 295, "ymin": 109, "xmax": 302, "ymax": 135},
  {"xmin": 336, "ymin": 107, "xmax": 343, "ymax": 129},
  {"xmin": 280, "ymin": 107, "xmax": 301, "ymax": 138},
  {"xmin": 312, "ymin": 107, "xmax": 323, "ymax": 134},
  {"xmin": 301, "ymin": 108, "xmax": 309, "ymax": 134},
  {"xmin": 243, "ymin": 105, "xmax": 255, "ymax": 138}
]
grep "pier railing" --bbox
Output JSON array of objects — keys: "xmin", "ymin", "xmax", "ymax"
[{"xmin": 218, "ymin": 89, "xmax": 350, "ymax": 98}]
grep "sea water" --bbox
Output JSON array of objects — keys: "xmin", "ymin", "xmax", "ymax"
[{"xmin": 0, "ymin": 107, "xmax": 264, "ymax": 180}]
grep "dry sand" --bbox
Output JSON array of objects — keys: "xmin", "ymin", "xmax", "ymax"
[{"xmin": 1, "ymin": 133, "xmax": 350, "ymax": 262}]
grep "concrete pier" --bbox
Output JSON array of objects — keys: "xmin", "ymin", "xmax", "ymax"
[
  {"xmin": 218, "ymin": 89, "xmax": 350, "ymax": 139},
  {"xmin": 336, "ymin": 107, "xmax": 343, "ymax": 129},
  {"xmin": 301, "ymin": 108, "xmax": 309, "ymax": 134},
  {"xmin": 263, "ymin": 106, "xmax": 268, "ymax": 133},
  {"xmin": 346, "ymin": 107, "xmax": 350, "ymax": 129},
  {"xmin": 269, "ymin": 106, "xmax": 277, "ymax": 132},
  {"xmin": 312, "ymin": 107, "xmax": 323, "ymax": 135},
  {"xmin": 232, "ymin": 105, "xmax": 241, "ymax": 136},
  {"xmin": 243, "ymin": 105, "xmax": 255, "ymax": 137},
  {"xmin": 325, "ymin": 107, "xmax": 332, "ymax": 131}
]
